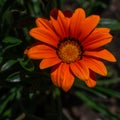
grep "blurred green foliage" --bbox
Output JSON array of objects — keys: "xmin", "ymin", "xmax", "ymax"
[{"xmin": 0, "ymin": 0, "xmax": 120, "ymax": 120}]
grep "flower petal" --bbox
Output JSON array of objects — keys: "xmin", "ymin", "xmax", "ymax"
[
  {"xmin": 27, "ymin": 44, "xmax": 57, "ymax": 59},
  {"xmin": 24, "ymin": 48, "xmax": 28, "ymax": 54},
  {"xmin": 85, "ymin": 71, "xmax": 96, "ymax": 88},
  {"xmin": 29, "ymin": 28, "xmax": 59, "ymax": 47},
  {"xmin": 84, "ymin": 49, "xmax": 116, "ymax": 62},
  {"xmin": 51, "ymin": 63, "xmax": 74, "ymax": 92},
  {"xmin": 40, "ymin": 57, "xmax": 61, "ymax": 69},
  {"xmin": 70, "ymin": 8, "xmax": 86, "ymax": 38},
  {"xmin": 70, "ymin": 61, "xmax": 89, "ymax": 80},
  {"xmin": 36, "ymin": 18, "xmax": 53, "ymax": 30},
  {"xmin": 50, "ymin": 10, "xmax": 70, "ymax": 39},
  {"xmin": 79, "ymin": 15, "xmax": 100, "ymax": 41},
  {"xmin": 82, "ymin": 28, "xmax": 112, "ymax": 50},
  {"xmin": 83, "ymin": 57, "xmax": 107, "ymax": 76},
  {"xmin": 91, "ymin": 28, "xmax": 110, "ymax": 33}
]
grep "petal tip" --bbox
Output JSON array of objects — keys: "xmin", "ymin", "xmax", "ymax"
[
  {"xmin": 62, "ymin": 87, "xmax": 71, "ymax": 92},
  {"xmin": 85, "ymin": 80, "xmax": 96, "ymax": 88},
  {"xmin": 24, "ymin": 48, "xmax": 28, "ymax": 54},
  {"xmin": 29, "ymin": 28, "xmax": 35, "ymax": 37},
  {"xmin": 85, "ymin": 78, "xmax": 96, "ymax": 88}
]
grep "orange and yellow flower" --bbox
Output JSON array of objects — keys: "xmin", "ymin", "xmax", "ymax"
[{"xmin": 25, "ymin": 8, "xmax": 116, "ymax": 92}]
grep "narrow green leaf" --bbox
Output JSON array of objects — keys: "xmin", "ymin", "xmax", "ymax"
[
  {"xmin": 99, "ymin": 18, "xmax": 120, "ymax": 30},
  {"xmin": 74, "ymin": 78, "xmax": 107, "ymax": 99},
  {"xmin": 95, "ymin": 86, "xmax": 120, "ymax": 99},
  {"xmin": 17, "ymin": 58, "xmax": 34, "ymax": 72},
  {"xmin": 2, "ymin": 108, "xmax": 11, "ymax": 118},
  {"xmin": 6, "ymin": 71, "xmax": 20, "ymax": 82},
  {"xmin": 0, "ymin": 57, "xmax": 3, "ymax": 64},
  {"xmin": 97, "ymin": 77, "xmax": 120, "ymax": 85},
  {"xmin": 0, "ymin": 90, "xmax": 15, "ymax": 114},
  {"xmin": 0, "ymin": 59, "xmax": 18, "ymax": 71},
  {"xmin": 59, "ymin": 0, "xmax": 66, "ymax": 9},
  {"xmin": 2, "ymin": 37, "xmax": 22, "ymax": 52},
  {"xmin": 74, "ymin": 91, "xmax": 120, "ymax": 120},
  {"xmin": 2, "ymin": 36, "xmax": 22, "ymax": 44}
]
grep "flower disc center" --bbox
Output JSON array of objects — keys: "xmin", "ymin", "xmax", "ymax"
[{"xmin": 57, "ymin": 39, "xmax": 82, "ymax": 64}]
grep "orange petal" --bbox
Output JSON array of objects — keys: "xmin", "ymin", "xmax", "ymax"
[
  {"xmin": 70, "ymin": 61, "xmax": 89, "ymax": 80},
  {"xmin": 79, "ymin": 15, "xmax": 100, "ymax": 41},
  {"xmin": 24, "ymin": 48, "xmax": 28, "ymax": 54},
  {"xmin": 36, "ymin": 18, "xmax": 53, "ymax": 30},
  {"xmin": 91, "ymin": 28, "xmax": 110, "ymax": 33},
  {"xmin": 29, "ymin": 28, "xmax": 59, "ymax": 47},
  {"xmin": 82, "ymin": 28, "xmax": 111, "ymax": 44},
  {"xmin": 39, "ymin": 57, "xmax": 61, "ymax": 69},
  {"xmin": 27, "ymin": 44, "xmax": 57, "ymax": 59},
  {"xmin": 84, "ymin": 49, "xmax": 116, "ymax": 62},
  {"xmin": 83, "ymin": 57, "xmax": 107, "ymax": 76},
  {"xmin": 57, "ymin": 10, "xmax": 70, "ymax": 38},
  {"xmin": 51, "ymin": 63, "xmax": 74, "ymax": 92},
  {"xmin": 50, "ymin": 10, "xmax": 70, "ymax": 39},
  {"xmin": 51, "ymin": 63, "xmax": 62, "ymax": 88},
  {"xmin": 82, "ymin": 29, "xmax": 112, "ymax": 50},
  {"xmin": 70, "ymin": 8, "xmax": 86, "ymax": 38},
  {"xmin": 85, "ymin": 71, "xmax": 96, "ymax": 88}
]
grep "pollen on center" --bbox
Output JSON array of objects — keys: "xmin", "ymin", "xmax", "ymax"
[{"xmin": 57, "ymin": 39, "xmax": 83, "ymax": 64}]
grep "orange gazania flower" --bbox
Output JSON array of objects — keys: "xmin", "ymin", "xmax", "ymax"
[{"xmin": 25, "ymin": 8, "xmax": 116, "ymax": 92}]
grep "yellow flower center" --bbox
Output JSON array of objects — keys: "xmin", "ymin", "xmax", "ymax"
[{"xmin": 57, "ymin": 39, "xmax": 83, "ymax": 64}]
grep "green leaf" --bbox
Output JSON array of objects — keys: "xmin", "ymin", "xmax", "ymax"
[
  {"xmin": 0, "ymin": 89, "xmax": 15, "ymax": 115},
  {"xmin": 94, "ymin": 86, "xmax": 120, "ymax": 99},
  {"xmin": 2, "ymin": 36, "xmax": 21, "ymax": 44},
  {"xmin": 17, "ymin": 57, "xmax": 34, "ymax": 72},
  {"xmin": 97, "ymin": 77, "xmax": 120, "ymax": 85},
  {"xmin": 2, "ymin": 108, "xmax": 11, "ymax": 118},
  {"xmin": 2, "ymin": 8, "xmax": 12, "ymax": 26},
  {"xmin": 99, "ymin": 18, "xmax": 120, "ymax": 30},
  {"xmin": 0, "ymin": 59, "xmax": 18, "ymax": 71},
  {"xmin": 0, "ymin": 0, "xmax": 6, "ymax": 6},
  {"xmin": 59, "ymin": 0, "xmax": 66, "ymax": 9},
  {"xmin": 74, "ymin": 91, "xmax": 120, "ymax": 120},
  {"xmin": 0, "ymin": 57, "xmax": 3, "ymax": 64},
  {"xmin": 2, "ymin": 36, "xmax": 22, "ymax": 52},
  {"xmin": 6, "ymin": 71, "xmax": 20, "ymax": 82},
  {"xmin": 74, "ymin": 78, "xmax": 107, "ymax": 98}
]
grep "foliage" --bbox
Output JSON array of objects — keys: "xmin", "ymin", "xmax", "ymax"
[{"xmin": 0, "ymin": 0, "xmax": 120, "ymax": 120}]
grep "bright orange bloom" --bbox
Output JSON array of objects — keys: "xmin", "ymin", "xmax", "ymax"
[{"xmin": 25, "ymin": 8, "xmax": 116, "ymax": 92}]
